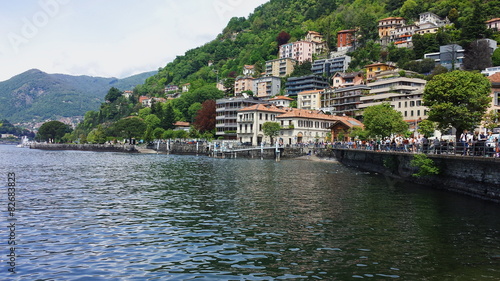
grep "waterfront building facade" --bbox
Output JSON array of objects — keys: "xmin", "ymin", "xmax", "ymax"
[
  {"xmin": 486, "ymin": 72, "xmax": 500, "ymax": 118},
  {"xmin": 216, "ymin": 97, "xmax": 268, "ymax": 140},
  {"xmin": 237, "ymin": 104, "xmax": 286, "ymax": 145},
  {"xmin": 277, "ymin": 109, "xmax": 364, "ymax": 145}
]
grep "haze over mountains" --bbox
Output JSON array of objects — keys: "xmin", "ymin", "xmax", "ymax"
[{"xmin": 0, "ymin": 69, "xmax": 156, "ymax": 124}]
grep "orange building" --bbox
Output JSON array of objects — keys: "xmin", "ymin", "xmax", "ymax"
[
  {"xmin": 378, "ymin": 17, "xmax": 406, "ymax": 38},
  {"xmin": 337, "ymin": 29, "xmax": 356, "ymax": 49}
]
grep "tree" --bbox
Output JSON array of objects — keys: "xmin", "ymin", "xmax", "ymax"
[
  {"xmin": 194, "ymin": 100, "xmax": 216, "ymax": 133},
  {"xmin": 112, "ymin": 117, "xmax": 147, "ymax": 143},
  {"xmin": 87, "ymin": 125, "xmax": 107, "ymax": 144},
  {"xmin": 423, "ymin": 71, "xmax": 492, "ymax": 140},
  {"xmin": 417, "ymin": 119, "xmax": 436, "ymax": 137},
  {"xmin": 105, "ymin": 87, "xmax": 122, "ymax": 103},
  {"xmin": 492, "ymin": 48, "xmax": 500, "ymax": 66},
  {"xmin": 36, "ymin": 121, "xmax": 72, "ymax": 143},
  {"xmin": 276, "ymin": 31, "xmax": 291, "ymax": 46},
  {"xmin": 262, "ymin": 122, "xmax": 281, "ymax": 145},
  {"xmin": 483, "ymin": 110, "xmax": 500, "ymax": 132},
  {"xmin": 463, "ymin": 40, "xmax": 493, "ymax": 71},
  {"xmin": 362, "ymin": 103, "xmax": 408, "ymax": 138}
]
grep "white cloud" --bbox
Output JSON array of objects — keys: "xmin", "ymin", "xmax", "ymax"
[{"xmin": 0, "ymin": 0, "xmax": 268, "ymax": 81}]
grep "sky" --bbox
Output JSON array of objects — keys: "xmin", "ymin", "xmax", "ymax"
[{"xmin": 0, "ymin": 0, "xmax": 269, "ymax": 82}]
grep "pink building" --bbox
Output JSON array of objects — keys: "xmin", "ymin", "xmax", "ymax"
[
  {"xmin": 486, "ymin": 18, "xmax": 500, "ymax": 31},
  {"xmin": 279, "ymin": 40, "xmax": 314, "ymax": 63},
  {"xmin": 234, "ymin": 77, "xmax": 254, "ymax": 96}
]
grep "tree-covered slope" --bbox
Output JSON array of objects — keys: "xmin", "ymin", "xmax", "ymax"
[
  {"xmin": 138, "ymin": 0, "xmax": 499, "ymax": 95},
  {"xmin": 0, "ymin": 69, "xmax": 156, "ymax": 123}
]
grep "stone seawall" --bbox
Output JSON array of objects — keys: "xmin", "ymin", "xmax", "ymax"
[
  {"xmin": 30, "ymin": 143, "xmax": 137, "ymax": 152},
  {"xmin": 154, "ymin": 143, "xmax": 307, "ymax": 159},
  {"xmin": 333, "ymin": 149, "xmax": 500, "ymax": 203}
]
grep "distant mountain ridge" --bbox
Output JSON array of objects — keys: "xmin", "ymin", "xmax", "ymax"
[{"xmin": 0, "ymin": 69, "xmax": 156, "ymax": 123}]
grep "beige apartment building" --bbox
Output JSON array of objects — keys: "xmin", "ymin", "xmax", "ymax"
[{"xmin": 265, "ymin": 58, "xmax": 297, "ymax": 77}]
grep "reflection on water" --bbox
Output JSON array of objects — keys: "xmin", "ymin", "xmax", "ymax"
[{"xmin": 0, "ymin": 145, "xmax": 499, "ymax": 280}]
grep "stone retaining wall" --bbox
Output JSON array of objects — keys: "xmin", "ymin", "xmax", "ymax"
[
  {"xmin": 30, "ymin": 143, "xmax": 137, "ymax": 152},
  {"xmin": 333, "ymin": 149, "xmax": 500, "ymax": 203}
]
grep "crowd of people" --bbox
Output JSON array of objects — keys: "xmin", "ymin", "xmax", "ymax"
[{"xmin": 330, "ymin": 131, "xmax": 500, "ymax": 157}]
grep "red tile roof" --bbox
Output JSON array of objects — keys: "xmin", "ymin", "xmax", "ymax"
[
  {"xmin": 269, "ymin": 96, "xmax": 294, "ymax": 101},
  {"xmin": 239, "ymin": 104, "xmax": 288, "ymax": 113},
  {"xmin": 488, "ymin": 72, "xmax": 500, "ymax": 83}
]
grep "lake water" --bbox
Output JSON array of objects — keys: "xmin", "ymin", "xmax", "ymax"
[{"xmin": 1, "ymin": 145, "xmax": 499, "ymax": 280}]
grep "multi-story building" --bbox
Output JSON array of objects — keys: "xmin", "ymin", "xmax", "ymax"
[
  {"xmin": 414, "ymin": 12, "xmax": 450, "ymax": 35},
  {"xmin": 332, "ymin": 72, "xmax": 364, "ymax": 88},
  {"xmin": 243, "ymin": 65, "xmax": 255, "ymax": 76},
  {"xmin": 268, "ymin": 96, "xmax": 294, "ymax": 108},
  {"xmin": 311, "ymin": 56, "xmax": 351, "ymax": 77},
  {"xmin": 305, "ymin": 31, "xmax": 328, "ymax": 54},
  {"xmin": 236, "ymin": 106, "xmax": 364, "ymax": 145},
  {"xmin": 165, "ymin": 85, "xmax": 179, "ymax": 93},
  {"xmin": 359, "ymin": 74, "xmax": 427, "ymax": 122},
  {"xmin": 279, "ymin": 40, "xmax": 315, "ymax": 63},
  {"xmin": 297, "ymin": 89, "xmax": 323, "ymax": 110},
  {"xmin": 234, "ymin": 76, "xmax": 254, "ymax": 96},
  {"xmin": 424, "ymin": 44, "xmax": 465, "ymax": 70},
  {"xmin": 216, "ymin": 97, "xmax": 267, "ymax": 140},
  {"xmin": 237, "ymin": 104, "xmax": 286, "ymax": 145},
  {"xmin": 337, "ymin": 29, "xmax": 356, "ymax": 50},
  {"xmin": 265, "ymin": 58, "xmax": 297, "ymax": 77},
  {"xmin": 378, "ymin": 17, "xmax": 406, "ymax": 38},
  {"xmin": 486, "ymin": 18, "xmax": 500, "ymax": 31},
  {"xmin": 486, "ymin": 72, "xmax": 500, "ymax": 115},
  {"xmin": 321, "ymin": 85, "xmax": 369, "ymax": 117},
  {"xmin": 365, "ymin": 62, "xmax": 397, "ymax": 81},
  {"xmin": 482, "ymin": 66, "xmax": 500, "ymax": 76},
  {"xmin": 253, "ymin": 76, "xmax": 281, "ymax": 98},
  {"xmin": 285, "ymin": 74, "xmax": 330, "ymax": 97},
  {"xmin": 277, "ymin": 109, "xmax": 364, "ymax": 145}
]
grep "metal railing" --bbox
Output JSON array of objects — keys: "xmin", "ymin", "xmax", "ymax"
[{"xmin": 330, "ymin": 141, "xmax": 498, "ymax": 157}]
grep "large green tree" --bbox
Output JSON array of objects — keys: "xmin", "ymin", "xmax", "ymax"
[
  {"xmin": 112, "ymin": 117, "xmax": 147, "ymax": 143},
  {"xmin": 36, "ymin": 121, "xmax": 72, "ymax": 143},
  {"xmin": 423, "ymin": 70, "xmax": 491, "ymax": 140},
  {"xmin": 362, "ymin": 103, "xmax": 408, "ymax": 138},
  {"xmin": 262, "ymin": 122, "xmax": 282, "ymax": 145}
]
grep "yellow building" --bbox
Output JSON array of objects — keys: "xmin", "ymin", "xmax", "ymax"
[{"xmin": 364, "ymin": 62, "xmax": 397, "ymax": 81}]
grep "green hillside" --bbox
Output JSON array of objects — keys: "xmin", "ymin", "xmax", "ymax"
[
  {"xmin": 0, "ymin": 69, "xmax": 156, "ymax": 123},
  {"xmin": 137, "ymin": 0, "xmax": 499, "ymax": 95}
]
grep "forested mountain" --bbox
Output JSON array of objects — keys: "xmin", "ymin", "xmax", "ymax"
[
  {"xmin": 0, "ymin": 69, "xmax": 156, "ymax": 123},
  {"xmin": 137, "ymin": 0, "xmax": 500, "ymax": 96}
]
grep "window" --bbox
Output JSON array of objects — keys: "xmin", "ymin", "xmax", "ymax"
[{"xmin": 495, "ymin": 92, "xmax": 500, "ymax": 106}]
